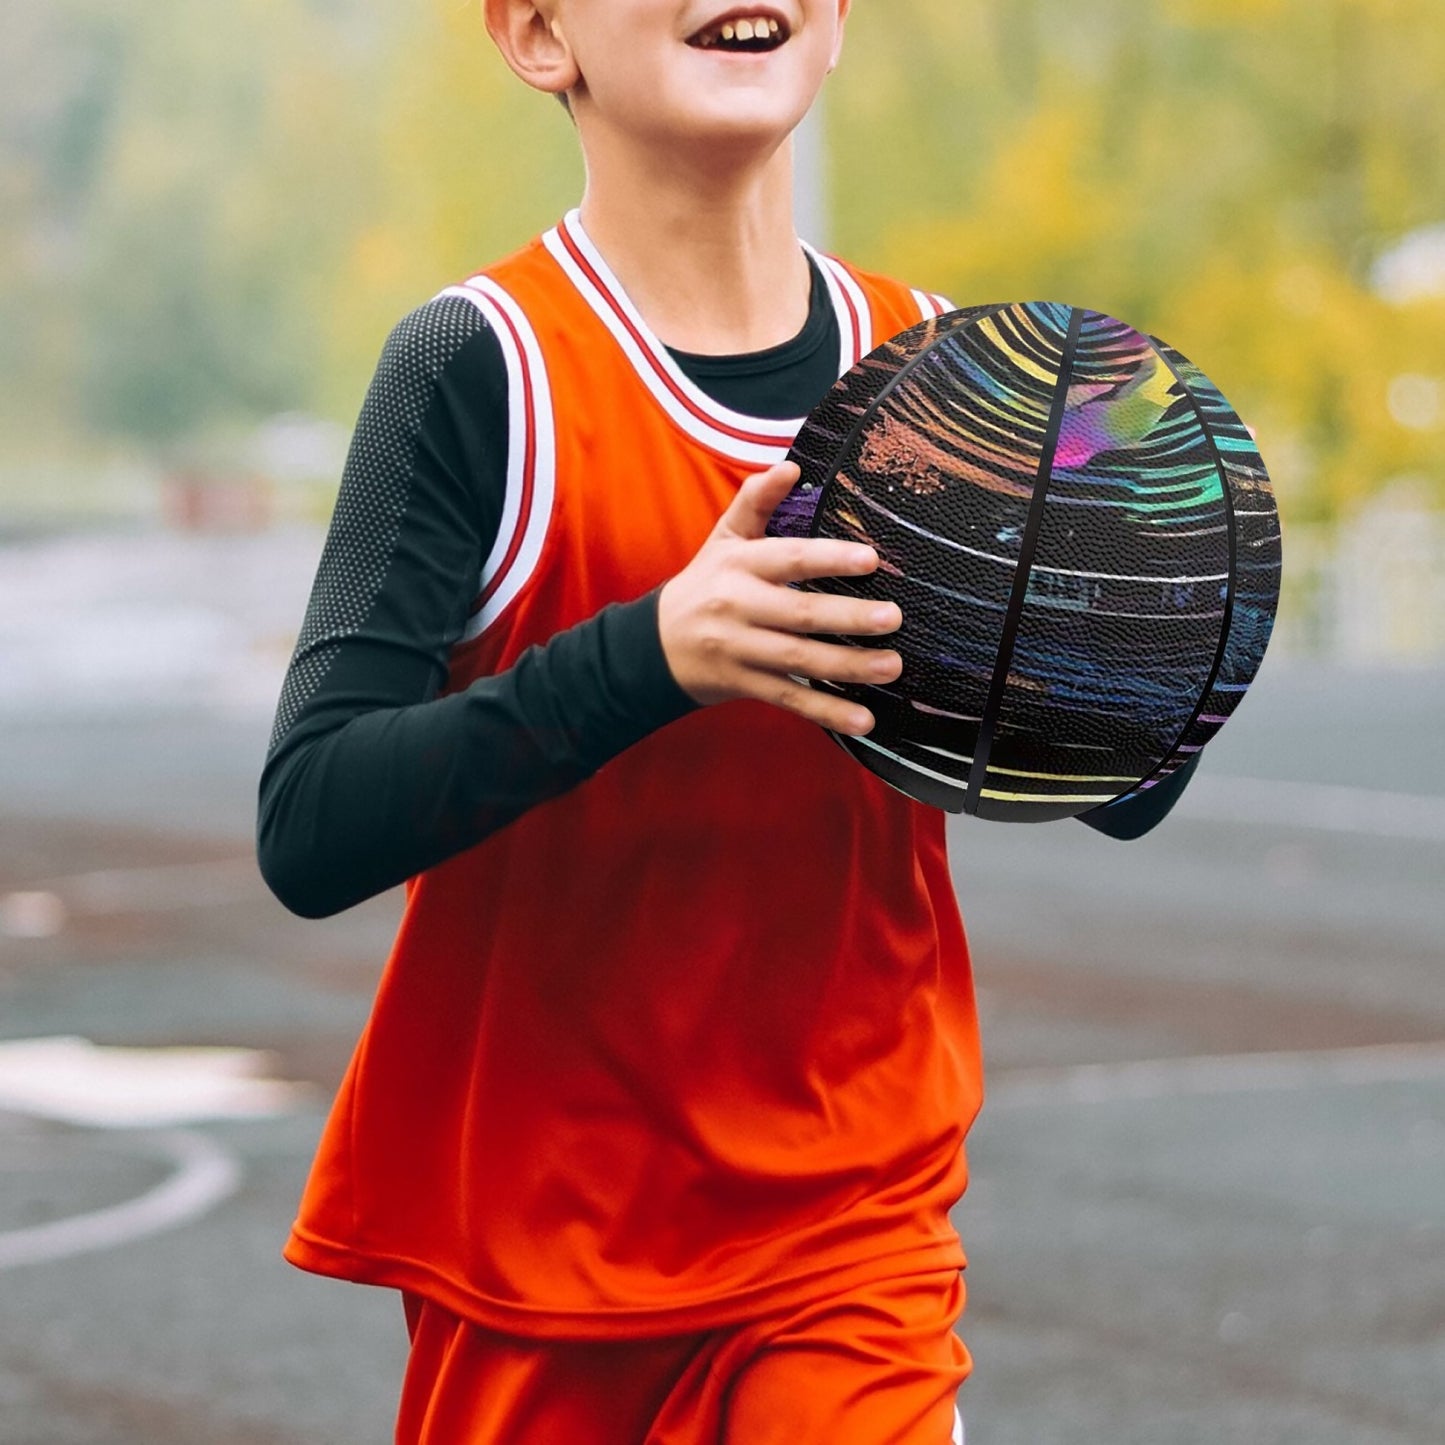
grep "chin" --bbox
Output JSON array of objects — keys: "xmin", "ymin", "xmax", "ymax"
[{"xmin": 654, "ymin": 90, "xmax": 814, "ymax": 153}]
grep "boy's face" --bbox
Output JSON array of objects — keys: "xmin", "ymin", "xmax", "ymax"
[{"xmin": 533, "ymin": 1, "xmax": 850, "ymax": 151}]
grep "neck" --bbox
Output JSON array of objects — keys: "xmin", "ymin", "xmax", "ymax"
[{"xmin": 575, "ymin": 132, "xmax": 812, "ymax": 356}]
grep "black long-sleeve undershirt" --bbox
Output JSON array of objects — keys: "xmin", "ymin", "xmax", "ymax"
[{"xmin": 257, "ymin": 265, "xmax": 1194, "ymax": 919}]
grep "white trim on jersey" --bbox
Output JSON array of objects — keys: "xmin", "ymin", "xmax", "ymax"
[
  {"xmin": 952, "ymin": 1405, "xmax": 966, "ymax": 1444},
  {"xmin": 437, "ymin": 278, "xmax": 558, "ymax": 644},
  {"xmin": 543, "ymin": 213, "xmax": 796, "ymax": 468},
  {"xmin": 804, "ymin": 243, "xmax": 874, "ymax": 376},
  {"xmin": 543, "ymin": 211, "xmax": 877, "ymax": 467},
  {"xmin": 911, "ymin": 289, "xmax": 959, "ymax": 321}
]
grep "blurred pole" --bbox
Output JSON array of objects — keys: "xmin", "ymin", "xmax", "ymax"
[{"xmin": 793, "ymin": 99, "xmax": 830, "ymax": 250}]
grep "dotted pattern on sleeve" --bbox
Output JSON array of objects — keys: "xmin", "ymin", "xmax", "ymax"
[{"xmin": 268, "ymin": 295, "xmax": 490, "ymax": 756}]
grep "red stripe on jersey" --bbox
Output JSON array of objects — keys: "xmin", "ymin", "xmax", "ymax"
[
  {"xmin": 469, "ymin": 289, "xmax": 539, "ymax": 620},
  {"xmin": 827, "ymin": 257, "xmax": 865, "ymax": 363},
  {"xmin": 556, "ymin": 219, "xmax": 787, "ymax": 450}
]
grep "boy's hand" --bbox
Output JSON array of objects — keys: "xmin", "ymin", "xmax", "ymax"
[{"xmin": 658, "ymin": 462, "xmax": 904, "ymax": 737}]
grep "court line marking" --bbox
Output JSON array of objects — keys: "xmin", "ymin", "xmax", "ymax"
[
  {"xmin": 0, "ymin": 1043, "xmax": 1439, "ymax": 1272},
  {"xmin": 0, "ymin": 1127, "xmax": 240, "ymax": 1272},
  {"xmin": 2, "ymin": 775, "xmax": 1442, "ymax": 929},
  {"xmin": 0, "ymin": 1036, "xmax": 314, "ymax": 1128},
  {"xmin": 1181, "ymin": 775, "xmax": 1445, "ymax": 843},
  {"xmin": 988, "ymin": 1041, "xmax": 1445, "ymax": 1111}
]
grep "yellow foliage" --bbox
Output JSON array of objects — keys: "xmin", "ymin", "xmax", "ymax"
[
  {"xmin": 877, "ymin": 100, "xmax": 1122, "ymax": 306},
  {"xmin": 8, "ymin": 0, "xmax": 1440, "ymax": 531},
  {"xmin": 321, "ymin": 0, "xmax": 583, "ymax": 407},
  {"xmin": 832, "ymin": 0, "xmax": 1445, "ymax": 526}
]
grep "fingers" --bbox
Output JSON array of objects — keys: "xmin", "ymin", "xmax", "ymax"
[
  {"xmin": 742, "ymin": 578, "xmax": 903, "ymax": 640},
  {"xmin": 718, "ymin": 461, "xmax": 888, "ymax": 587},
  {"xmin": 742, "ymin": 633, "xmax": 904, "ymax": 691},
  {"xmin": 719, "ymin": 461, "xmax": 802, "ymax": 541},
  {"xmin": 659, "ymin": 460, "xmax": 909, "ymax": 736},
  {"xmin": 729, "ymin": 620, "xmax": 903, "ymax": 737},
  {"xmin": 745, "ymin": 534, "xmax": 886, "ymax": 586},
  {"xmin": 763, "ymin": 676, "xmax": 878, "ymax": 738}
]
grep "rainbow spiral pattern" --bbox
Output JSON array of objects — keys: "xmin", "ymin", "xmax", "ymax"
[{"xmin": 768, "ymin": 302, "xmax": 1282, "ymax": 821}]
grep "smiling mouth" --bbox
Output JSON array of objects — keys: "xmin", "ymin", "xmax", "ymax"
[{"xmin": 687, "ymin": 14, "xmax": 790, "ymax": 53}]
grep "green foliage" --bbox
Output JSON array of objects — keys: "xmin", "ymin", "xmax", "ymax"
[
  {"xmin": 831, "ymin": 0, "xmax": 1445, "ymax": 523},
  {"xmin": 2, "ymin": 0, "xmax": 390, "ymax": 448},
  {"xmin": 2, "ymin": 0, "xmax": 1441, "ymax": 528},
  {"xmin": 317, "ymin": 1, "xmax": 583, "ymax": 417}
]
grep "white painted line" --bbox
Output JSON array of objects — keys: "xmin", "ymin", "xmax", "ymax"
[
  {"xmin": 0, "ymin": 1037, "xmax": 312, "ymax": 1128},
  {"xmin": 0, "ymin": 1127, "xmax": 240, "ymax": 1272},
  {"xmin": 1182, "ymin": 775, "xmax": 1445, "ymax": 843},
  {"xmin": 988, "ymin": 1041, "xmax": 1445, "ymax": 1111}
]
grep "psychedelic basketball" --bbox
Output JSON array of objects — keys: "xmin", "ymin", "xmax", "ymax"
[{"xmin": 767, "ymin": 303, "xmax": 1283, "ymax": 821}]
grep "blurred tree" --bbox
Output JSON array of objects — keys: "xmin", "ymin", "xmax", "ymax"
[
  {"xmin": 73, "ymin": 0, "xmax": 389, "ymax": 449},
  {"xmin": 0, "ymin": 0, "xmax": 127, "ymax": 447},
  {"xmin": 318, "ymin": 0, "xmax": 582, "ymax": 416},
  {"xmin": 832, "ymin": 0, "xmax": 1445, "ymax": 523},
  {"xmin": 2, "ymin": 0, "xmax": 390, "ymax": 453},
  {"xmin": 0, "ymin": 0, "xmax": 1440, "ymax": 528}
]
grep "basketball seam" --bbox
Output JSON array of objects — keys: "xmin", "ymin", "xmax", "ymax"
[
  {"xmin": 965, "ymin": 305, "xmax": 1085, "ymax": 816},
  {"xmin": 802, "ymin": 303, "xmax": 1014, "ymax": 549},
  {"xmin": 800, "ymin": 304, "xmax": 1012, "ymax": 792},
  {"xmin": 1104, "ymin": 341, "xmax": 1241, "ymax": 807}
]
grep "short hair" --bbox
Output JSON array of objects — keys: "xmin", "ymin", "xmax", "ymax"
[{"xmin": 557, "ymin": 92, "xmax": 573, "ymax": 117}]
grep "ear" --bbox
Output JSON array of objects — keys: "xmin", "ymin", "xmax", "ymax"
[{"xmin": 483, "ymin": 0, "xmax": 579, "ymax": 99}]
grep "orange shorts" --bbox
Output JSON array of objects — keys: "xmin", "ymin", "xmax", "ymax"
[{"xmin": 396, "ymin": 1270, "xmax": 969, "ymax": 1445}]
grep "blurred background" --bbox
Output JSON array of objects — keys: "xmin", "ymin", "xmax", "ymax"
[
  {"xmin": 5, "ymin": 0, "xmax": 1445, "ymax": 648},
  {"xmin": 1, "ymin": 1, "xmax": 1442, "ymax": 1442}
]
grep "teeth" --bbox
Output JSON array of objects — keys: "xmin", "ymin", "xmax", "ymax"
[{"xmin": 697, "ymin": 16, "xmax": 785, "ymax": 49}]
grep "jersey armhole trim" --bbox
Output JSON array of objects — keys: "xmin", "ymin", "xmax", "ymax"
[
  {"xmin": 911, "ymin": 289, "xmax": 958, "ymax": 322},
  {"xmin": 437, "ymin": 278, "xmax": 558, "ymax": 645}
]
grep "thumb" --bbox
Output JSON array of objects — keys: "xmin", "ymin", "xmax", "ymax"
[{"xmin": 718, "ymin": 461, "xmax": 802, "ymax": 541}]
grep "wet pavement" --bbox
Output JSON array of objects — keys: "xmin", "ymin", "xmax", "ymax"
[{"xmin": 1, "ymin": 526, "xmax": 1442, "ymax": 1443}]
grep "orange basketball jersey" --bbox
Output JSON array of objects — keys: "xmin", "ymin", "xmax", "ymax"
[{"xmin": 284, "ymin": 213, "xmax": 984, "ymax": 1338}]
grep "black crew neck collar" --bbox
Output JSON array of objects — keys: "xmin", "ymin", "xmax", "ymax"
[
  {"xmin": 661, "ymin": 257, "xmax": 840, "ymax": 421},
  {"xmin": 664, "ymin": 256, "xmax": 834, "ymax": 375}
]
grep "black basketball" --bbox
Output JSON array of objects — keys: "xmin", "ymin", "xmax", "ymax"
[{"xmin": 767, "ymin": 302, "xmax": 1282, "ymax": 821}]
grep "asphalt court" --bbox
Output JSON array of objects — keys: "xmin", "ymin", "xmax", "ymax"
[{"xmin": 1, "ymin": 530, "xmax": 1442, "ymax": 1443}]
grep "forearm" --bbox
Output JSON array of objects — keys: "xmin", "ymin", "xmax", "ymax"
[
  {"xmin": 257, "ymin": 295, "xmax": 696, "ymax": 918},
  {"xmin": 258, "ymin": 591, "xmax": 696, "ymax": 918}
]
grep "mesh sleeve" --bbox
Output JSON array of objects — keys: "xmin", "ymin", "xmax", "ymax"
[{"xmin": 268, "ymin": 294, "xmax": 496, "ymax": 754}]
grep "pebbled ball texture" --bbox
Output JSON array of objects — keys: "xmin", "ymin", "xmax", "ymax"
[{"xmin": 767, "ymin": 302, "xmax": 1282, "ymax": 821}]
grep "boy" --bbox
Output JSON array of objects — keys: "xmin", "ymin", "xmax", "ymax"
[{"xmin": 258, "ymin": 2, "xmax": 1195, "ymax": 1439}]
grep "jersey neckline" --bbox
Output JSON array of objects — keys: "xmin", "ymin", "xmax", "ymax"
[
  {"xmin": 664, "ymin": 255, "xmax": 832, "ymax": 379},
  {"xmin": 542, "ymin": 209, "xmax": 873, "ymax": 467}
]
